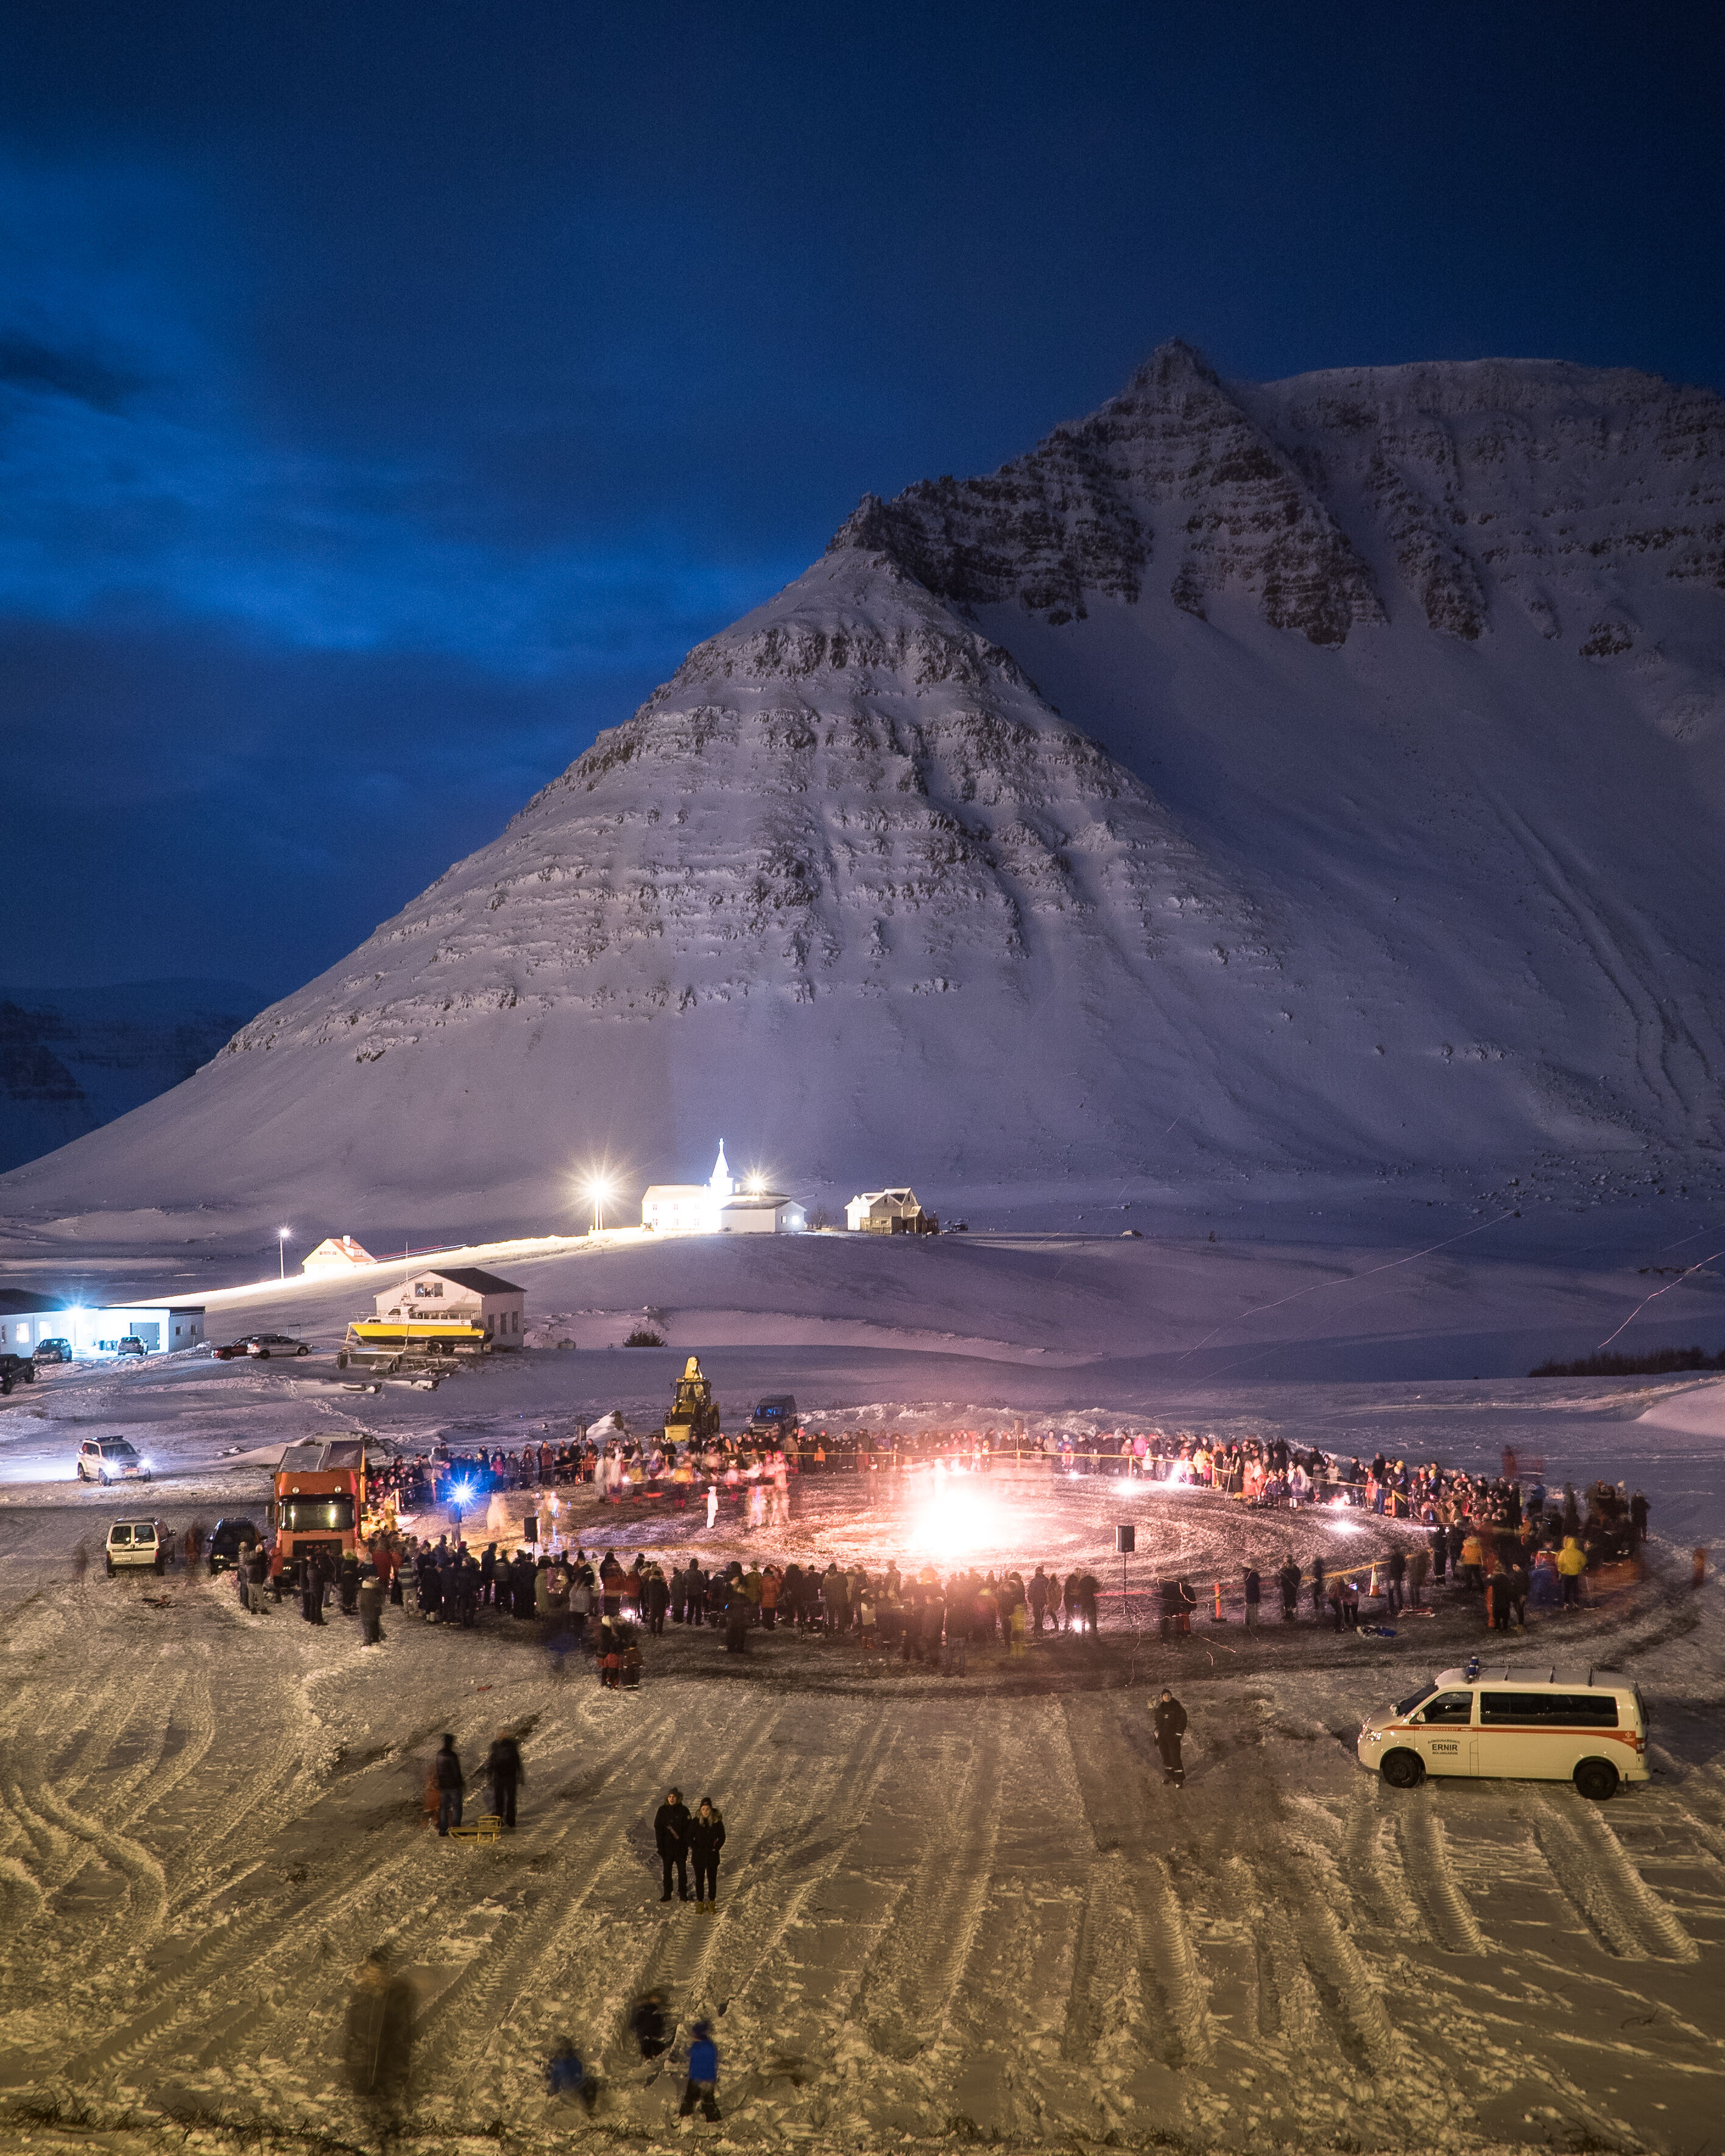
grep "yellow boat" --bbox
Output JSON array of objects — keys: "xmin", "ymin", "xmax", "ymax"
[{"xmin": 338, "ymin": 1319, "xmax": 490, "ymax": 1369}]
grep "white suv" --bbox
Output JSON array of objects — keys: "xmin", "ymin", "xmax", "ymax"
[
  {"xmin": 77, "ymin": 1437, "xmax": 152, "ymax": 1484},
  {"xmin": 105, "ymin": 1520, "xmax": 166, "ymax": 1574}
]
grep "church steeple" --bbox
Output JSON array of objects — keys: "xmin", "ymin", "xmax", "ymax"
[{"xmin": 708, "ymin": 1140, "xmax": 733, "ymax": 1197}]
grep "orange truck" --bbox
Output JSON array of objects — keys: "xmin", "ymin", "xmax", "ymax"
[{"xmin": 272, "ymin": 1439, "xmax": 369, "ymax": 1571}]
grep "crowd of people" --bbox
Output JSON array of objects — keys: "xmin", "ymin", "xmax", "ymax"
[
  {"xmin": 222, "ymin": 1443, "xmax": 1657, "ymax": 1654},
  {"xmin": 368, "ymin": 1425, "xmax": 1656, "ymax": 1547}
]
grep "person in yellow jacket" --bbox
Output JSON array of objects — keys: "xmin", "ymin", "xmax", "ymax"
[{"xmin": 1556, "ymin": 1536, "xmax": 1587, "ymax": 1608}]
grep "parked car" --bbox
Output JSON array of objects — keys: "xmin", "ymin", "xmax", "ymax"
[
  {"xmin": 213, "ymin": 1333, "xmax": 311, "ymax": 1360},
  {"xmin": 105, "ymin": 1519, "xmax": 166, "ymax": 1575},
  {"xmin": 208, "ymin": 1517, "xmax": 261, "ymax": 1573},
  {"xmin": 115, "ymin": 1336, "xmax": 147, "ymax": 1358},
  {"xmin": 77, "ymin": 1436, "xmax": 152, "ymax": 1484},
  {"xmin": 0, "ymin": 1351, "xmax": 36, "ymax": 1393},
  {"xmin": 32, "ymin": 1337, "xmax": 71, "ymax": 1364},
  {"xmin": 749, "ymin": 1392, "xmax": 799, "ymax": 1439}
]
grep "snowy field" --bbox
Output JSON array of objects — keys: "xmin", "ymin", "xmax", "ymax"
[{"xmin": 2, "ymin": 1305, "xmax": 1725, "ymax": 2156}]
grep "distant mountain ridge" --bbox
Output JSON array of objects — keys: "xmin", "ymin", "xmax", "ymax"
[
  {"xmin": 0, "ymin": 980, "xmax": 266, "ymax": 1174},
  {"xmin": 4, "ymin": 344, "xmax": 1723, "ymax": 1249}
]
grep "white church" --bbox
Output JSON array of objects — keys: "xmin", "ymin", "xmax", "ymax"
[{"xmin": 640, "ymin": 1143, "xmax": 806, "ymax": 1236}]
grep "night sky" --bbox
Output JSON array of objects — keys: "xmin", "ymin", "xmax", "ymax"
[{"xmin": 4, "ymin": 1, "xmax": 1721, "ymax": 1001}]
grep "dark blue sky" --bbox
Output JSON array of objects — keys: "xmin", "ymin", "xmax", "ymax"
[{"xmin": 4, "ymin": 0, "xmax": 1721, "ymax": 999}]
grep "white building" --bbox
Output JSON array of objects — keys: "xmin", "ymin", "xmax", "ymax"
[
  {"xmin": 845, "ymin": 1187, "xmax": 937, "ymax": 1234},
  {"xmin": 373, "ymin": 1266, "xmax": 525, "ymax": 1348},
  {"xmin": 0, "ymin": 1290, "xmax": 73, "ymax": 1354},
  {"xmin": 717, "ymin": 1192, "xmax": 807, "ymax": 1234},
  {"xmin": 642, "ymin": 1142, "xmax": 805, "ymax": 1235},
  {"xmin": 0, "ymin": 1291, "xmax": 205, "ymax": 1357},
  {"xmin": 301, "ymin": 1235, "xmax": 375, "ymax": 1275}
]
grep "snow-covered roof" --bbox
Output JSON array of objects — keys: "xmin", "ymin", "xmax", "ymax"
[{"xmin": 413, "ymin": 1266, "xmax": 524, "ymax": 1295}]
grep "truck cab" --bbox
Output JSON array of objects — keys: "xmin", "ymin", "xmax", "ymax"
[{"xmin": 272, "ymin": 1439, "xmax": 369, "ymax": 1571}]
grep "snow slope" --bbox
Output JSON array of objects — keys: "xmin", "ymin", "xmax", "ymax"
[{"xmin": 5, "ymin": 343, "xmax": 1724, "ymax": 1251}]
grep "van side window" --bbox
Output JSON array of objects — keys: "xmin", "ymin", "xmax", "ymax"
[
  {"xmin": 1481, "ymin": 1691, "xmax": 1619, "ymax": 1726},
  {"xmin": 1553, "ymin": 1693, "xmax": 1620, "ymax": 1727},
  {"xmin": 1421, "ymin": 1691, "xmax": 1474, "ymax": 1725}
]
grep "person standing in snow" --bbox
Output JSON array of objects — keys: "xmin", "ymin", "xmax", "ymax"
[
  {"xmin": 485, "ymin": 1731, "xmax": 524, "ymax": 1828},
  {"xmin": 1152, "ymin": 1689, "xmax": 1188, "ymax": 1788},
  {"xmin": 689, "ymin": 1795, "xmax": 725, "ymax": 1911},
  {"xmin": 655, "ymin": 1787, "xmax": 692, "ymax": 1902},
  {"xmin": 358, "ymin": 1568, "xmax": 386, "ymax": 1646},
  {"xmin": 432, "ymin": 1734, "xmax": 465, "ymax": 1836},
  {"xmin": 1277, "ymin": 1556, "xmax": 1302, "ymax": 1622},
  {"xmin": 679, "ymin": 2019, "xmax": 721, "ymax": 2119}
]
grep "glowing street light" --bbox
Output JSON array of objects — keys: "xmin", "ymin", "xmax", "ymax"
[
  {"xmin": 586, "ymin": 1178, "xmax": 615, "ymax": 1235},
  {"xmin": 277, "ymin": 1227, "xmax": 292, "ymax": 1281}
]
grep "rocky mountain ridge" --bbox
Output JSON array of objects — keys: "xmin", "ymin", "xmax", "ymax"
[{"xmin": 5, "ymin": 342, "xmax": 1724, "ymax": 1246}]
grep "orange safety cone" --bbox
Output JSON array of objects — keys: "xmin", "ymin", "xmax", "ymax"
[
  {"xmin": 1369, "ymin": 1562, "xmax": 1379, "ymax": 1598},
  {"xmin": 1213, "ymin": 1579, "xmax": 1224, "ymax": 1621}
]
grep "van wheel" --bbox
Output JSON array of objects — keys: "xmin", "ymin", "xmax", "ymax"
[
  {"xmin": 105, "ymin": 1556, "xmax": 115, "ymax": 1576},
  {"xmin": 1575, "ymin": 1759, "xmax": 1619, "ymax": 1802},
  {"xmin": 155, "ymin": 1557, "xmax": 166, "ymax": 1576},
  {"xmin": 1380, "ymin": 1749, "xmax": 1425, "ymax": 1789}
]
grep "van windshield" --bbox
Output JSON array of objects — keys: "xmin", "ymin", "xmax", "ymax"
[{"xmin": 1394, "ymin": 1680, "xmax": 1438, "ymax": 1717}]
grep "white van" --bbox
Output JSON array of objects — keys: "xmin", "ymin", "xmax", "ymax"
[
  {"xmin": 1357, "ymin": 1663, "xmax": 1648, "ymax": 1801},
  {"xmin": 105, "ymin": 1520, "xmax": 167, "ymax": 1576}
]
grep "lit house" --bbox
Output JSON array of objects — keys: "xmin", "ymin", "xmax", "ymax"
[
  {"xmin": 717, "ymin": 1191, "xmax": 807, "ymax": 1234},
  {"xmin": 373, "ymin": 1267, "xmax": 525, "ymax": 1348},
  {"xmin": 302, "ymin": 1235, "xmax": 376, "ymax": 1275},
  {"xmin": 642, "ymin": 1143, "xmax": 805, "ymax": 1236},
  {"xmin": 845, "ymin": 1188, "xmax": 938, "ymax": 1235},
  {"xmin": 0, "ymin": 1291, "xmax": 205, "ymax": 1357}
]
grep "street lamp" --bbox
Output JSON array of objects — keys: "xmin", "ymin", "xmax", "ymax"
[
  {"xmin": 587, "ymin": 1179, "xmax": 613, "ymax": 1235},
  {"xmin": 277, "ymin": 1227, "xmax": 292, "ymax": 1281}
]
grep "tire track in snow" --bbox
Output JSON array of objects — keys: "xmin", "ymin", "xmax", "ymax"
[
  {"xmin": 848, "ymin": 1728, "xmax": 1003, "ymax": 2068},
  {"xmin": 1341, "ymin": 1780, "xmax": 1430, "ymax": 1942},
  {"xmin": 1126, "ymin": 1854, "xmax": 1213, "ymax": 2070},
  {"xmin": 691, "ymin": 1702, "xmax": 902, "ymax": 2022},
  {"xmin": 1528, "ymin": 1792, "xmax": 1699, "ymax": 1962},
  {"xmin": 1394, "ymin": 1791, "xmax": 1487, "ymax": 1954},
  {"xmin": 26, "ymin": 1778, "xmax": 166, "ymax": 1936}
]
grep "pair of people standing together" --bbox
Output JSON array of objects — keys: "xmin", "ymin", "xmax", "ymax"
[{"xmin": 653, "ymin": 1788, "xmax": 727, "ymax": 1908}]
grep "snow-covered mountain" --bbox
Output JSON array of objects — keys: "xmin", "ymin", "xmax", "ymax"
[{"xmin": 6, "ymin": 342, "xmax": 1725, "ymax": 1251}]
